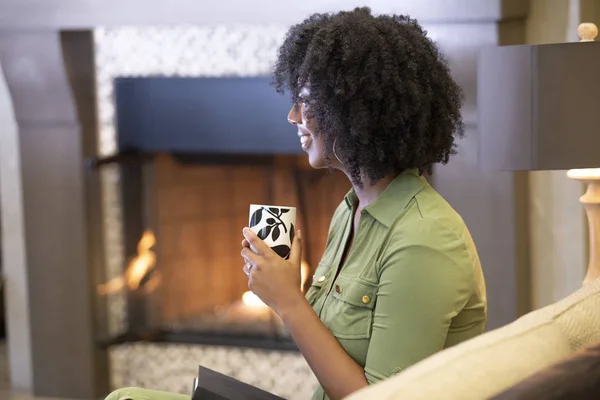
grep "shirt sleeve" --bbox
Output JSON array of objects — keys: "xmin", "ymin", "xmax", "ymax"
[{"xmin": 363, "ymin": 218, "xmax": 474, "ymax": 384}]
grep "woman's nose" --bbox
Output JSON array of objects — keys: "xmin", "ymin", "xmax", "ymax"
[{"xmin": 287, "ymin": 104, "xmax": 302, "ymax": 125}]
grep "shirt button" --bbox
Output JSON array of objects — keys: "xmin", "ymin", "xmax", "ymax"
[
  {"xmin": 362, "ymin": 295, "xmax": 371, "ymax": 304},
  {"xmin": 317, "ymin": 276, "xmax": 326, "ymax": 283},
  {"xmin": 335, "ymin": 284, "xmax": 342, "ymax": 294}
]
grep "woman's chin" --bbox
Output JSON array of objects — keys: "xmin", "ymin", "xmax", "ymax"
[{"xmin": 307, "ymin": 152, "xmax": 327, "ymax": 169}]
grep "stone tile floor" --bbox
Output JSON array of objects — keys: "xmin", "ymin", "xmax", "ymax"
[{"xmin": 2, "ymin": 392, "xmax": 65, "ymax": 400}]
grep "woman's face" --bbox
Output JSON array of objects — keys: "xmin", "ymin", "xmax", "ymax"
[{"xmin": 287, "ymin": 88, "xmax": 328, "ymax": 169}]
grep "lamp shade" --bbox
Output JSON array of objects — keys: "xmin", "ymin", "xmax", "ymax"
[{"xmin": 477, "ymin": 40, "xmax": 600, "ymax": 171}]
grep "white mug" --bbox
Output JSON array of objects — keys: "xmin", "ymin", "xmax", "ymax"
[{"xmin": 249, "ymin": 204, "xmax": 297, "ymax": 259}]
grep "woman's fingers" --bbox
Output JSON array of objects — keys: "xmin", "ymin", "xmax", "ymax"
[
  {"xmin": 241, "ymin": 247, "xmax": 261, "ymax": 267},
  {"xmin": 242, "ymin": 262, "xmax": 251, "ymax": 276},
  {"xmin": 242, "ymin": 228, "xmax": 270, "ymax": 255}
]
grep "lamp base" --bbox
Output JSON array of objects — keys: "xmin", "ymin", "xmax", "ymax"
[{"xmin": 567, "ymin": 169, "xmax": 600, "ymax": 285}]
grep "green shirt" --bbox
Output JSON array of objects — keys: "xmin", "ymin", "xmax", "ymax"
[{"xmin": 305, "ymin": 169, "xmax": 487, "ymax": 400}]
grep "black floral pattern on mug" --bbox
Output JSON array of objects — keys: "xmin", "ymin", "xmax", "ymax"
[{"xmin": 250, "ymin": 206, "xmax": 294, "ymax": 259}]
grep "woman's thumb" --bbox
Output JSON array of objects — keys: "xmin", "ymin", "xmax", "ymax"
[{"xmin": 288, "ymin": 229, "xmax": 302, "ymax": 266}]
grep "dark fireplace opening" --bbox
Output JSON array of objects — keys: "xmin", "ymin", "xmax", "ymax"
[{"xmin": 90, "ymin": 76, "xmax": 350, "ymax": 350}]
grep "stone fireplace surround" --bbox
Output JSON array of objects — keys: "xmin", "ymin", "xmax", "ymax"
[
  {"xmin": 0, "ymin": 1, "xmax": 531, "ymax": 399},
  {"xmin": 94, "ymin": 24, "xmax": 293, "ymax": 338}
]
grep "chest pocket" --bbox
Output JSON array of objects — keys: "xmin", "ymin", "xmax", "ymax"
[{"xmin": 325, "ymin": 274, "xmax": 378, "ymax": 340}]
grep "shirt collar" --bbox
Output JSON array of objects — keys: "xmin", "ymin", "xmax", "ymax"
[{"xmin": 343, "ymin": 169, "xmax": 428, "ymax": 228}]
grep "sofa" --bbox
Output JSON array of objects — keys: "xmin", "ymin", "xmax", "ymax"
[{"xmin": 346, "ymin": 278, "xmax": 600, "ymax": 399}]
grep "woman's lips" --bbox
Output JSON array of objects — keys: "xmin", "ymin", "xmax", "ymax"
[{"xmin": 299, "ymin": 134, "xmax": 312, "ymax": 151}]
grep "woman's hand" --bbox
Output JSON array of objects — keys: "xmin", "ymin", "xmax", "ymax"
[
  {"xmin": 240, "ymin": 227, "xmax": 304, "ymax": 317},
  {"xmin": 242, "ymin": 227, "xmax": 368, "ymax": 400}
]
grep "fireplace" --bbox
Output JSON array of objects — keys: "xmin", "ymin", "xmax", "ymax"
[{"xmin": 91, "ymin": 76, "xmax": 350, "ymax": 350}]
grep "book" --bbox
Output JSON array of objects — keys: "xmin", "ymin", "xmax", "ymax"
[{"xmin": 192, "ymin": 365, "xmax": 286, "ymax": 400}]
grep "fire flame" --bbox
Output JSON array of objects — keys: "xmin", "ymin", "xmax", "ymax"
[
  {"xmin": 99, "ymin": 231, "xmax": 311, "ymax": 306},
  {"xmin": 97, "ymin": 230, "xmax": 160, "ymax": 295},
  {"xmin": 241, "ymin": 291, "xmax": 267, "ymax": 308},
  {"xmin": 300, "ymin": 260, "xmax": 310, "ymax": 290},
  {"xmin": 240, "ymin": 259, "xmax": 311, "ymax": 308}
]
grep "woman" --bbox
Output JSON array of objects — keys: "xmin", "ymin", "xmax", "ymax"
[
  {"xmin": 241, "ymin": 7, "xmax": 486, "ymax": 400},
  {"xmin": 106, "ymin": 7, "xmax": 486, "ymax": 400}
]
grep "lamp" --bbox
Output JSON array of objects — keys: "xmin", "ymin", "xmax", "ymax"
[{"xmin": 478, "ymin": 23, "xmax": 600, "ymax": 286}]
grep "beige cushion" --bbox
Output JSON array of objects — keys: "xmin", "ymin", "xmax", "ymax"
[{"xmin": 345, "ymin": 278, "xmax": 600, "ymax": 400}]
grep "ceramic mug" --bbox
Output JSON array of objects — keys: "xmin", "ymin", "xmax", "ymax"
[{"xmin": 249, "ymin": 204, "xmax": 297, "ymax": 259}]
